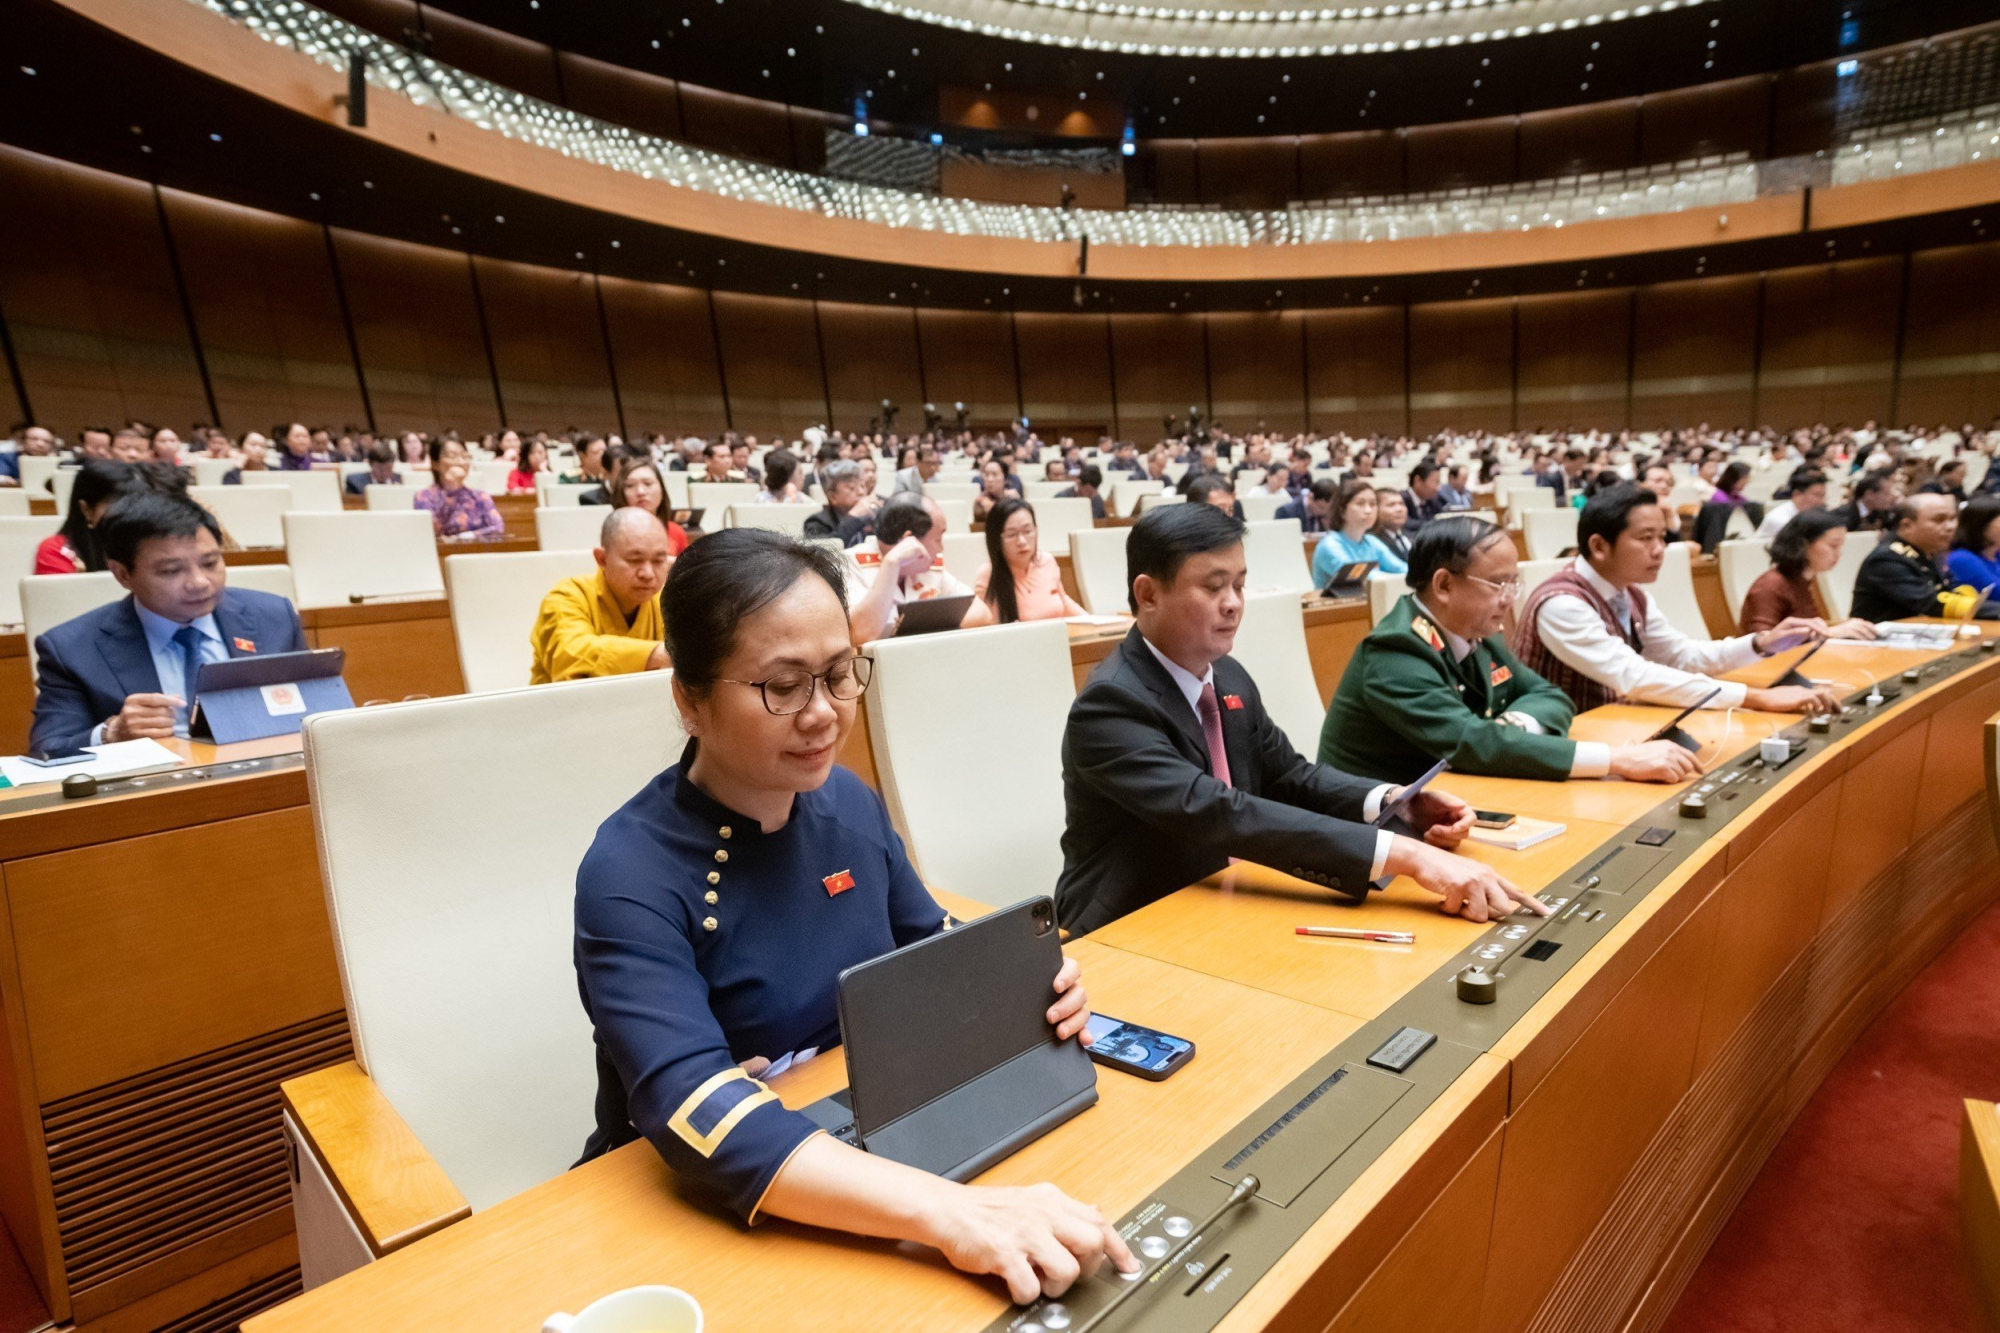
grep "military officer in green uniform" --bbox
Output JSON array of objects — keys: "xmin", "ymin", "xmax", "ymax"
[
  {"xmin": 1319, "ymin": 516, "xmax": 1706, "ymax": 785},
  {"xmin": 1850, "ymin": 495, "xmax": 1997, "ymax": 623}
]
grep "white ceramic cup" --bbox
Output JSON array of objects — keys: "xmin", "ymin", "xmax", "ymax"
[{"xmin": 542, "ymin": 1286, "xmax": 702, "ymax": 1333}]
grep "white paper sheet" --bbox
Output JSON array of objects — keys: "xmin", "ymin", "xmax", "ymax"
[{"xmin": 0, "ymin": 738, "xmax": 183, "ymax": 790}]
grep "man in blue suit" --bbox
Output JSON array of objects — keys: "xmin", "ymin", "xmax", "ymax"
[{"xmin": 30, "ymin": 491, "xmax": 308, "ymax": 757}]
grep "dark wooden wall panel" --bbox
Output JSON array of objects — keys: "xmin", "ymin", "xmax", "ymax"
[
  {"xmin": 1197, "ymin": 140, "xmax": 1298, "ymax": 209},
  {"xmin": 678, "ymin": 86, "xmax": 797, "ymax": 169},
  {"xmin": 0, "ymin": 148, "xmax": 208, "ymax": 442},
  {"xmin": 330, "ymin": 229, "xmax": 498, "ymax": 434},
  {"xmin": 1109, "ymin": 314, "xmax": 1207, "ymax": 441},
  {"xmin": 470, "ymin": 257, "xmax": 618, "ymax": 434},
  {"xmin": 159, "ymin": 190, "xmax": 365, "ymax": 435},
  {"xmin": 1304, "ymin": 306, "xmax": 1407, "ymax": 436},
  {"xmin": 1408, "ymin": 298, "xmax": 1514, "ymax": 435},
  {"xmin": 1900, "ymin": 243, "xmax": 2000, "ymax": 427},
  {"xmin": 1518, "ymin": 103, "xmax": 1641, "ymax": 181},
  {"xmin": 711, "ymin": 292, "xmax": 827, "ymax": 436},
  {"xmin": 1298, "ymin": 131, "xmax": 1403, "ymax": 200},
  {"xmin": 558, "ymin": 52, "xmax": 684, "ymax": 141},
  {"xmin": 1755, "ymin": 258, "xmax": 1900, "ymax": 428},
  {"xmin": 596, "ymin": 277, "xmax": 727, "ymax": 438},
  {"xmin": 817, "ymin": 300, "xmax": 924, "ymax": 433},
  {"xmin": 1639, "ymin": 76, "xmax": 1772, "ymax": 163},
  {"xmin": 916, "ymin": 308, "xmax": 1019, "ymax": 428},
  {"xmin": 1404, "ymin": 118, "xmax": 1518, "ymax": 192},
  {"xmin": 1630, "ymin": 275, "xmax": 1760, "ymax": 429},
  {"xmin": 1515, "ymin": 290, "xmax": 1632, "ymax": 432},
  {"xmin": 1207, "ymin": 312, "xmax": 1306, "ymax": 435},
  {"xmin": 1014, "ymin": 312, "xmax": 1115, "ymax": 440}
]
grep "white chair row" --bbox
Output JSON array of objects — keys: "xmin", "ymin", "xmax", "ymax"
[{"xmin": 1067, "ymin": 519, "xmax": 1313, "ymax": 616}]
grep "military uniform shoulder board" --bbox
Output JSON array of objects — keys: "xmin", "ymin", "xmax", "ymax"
[
  {"xmin": 1409, "ymin": 614, "xmax": 1445, "ymax": 652},
  {"xmin": 1891, "ymin": 541, "xmax": 1921, "ymax": 560}
]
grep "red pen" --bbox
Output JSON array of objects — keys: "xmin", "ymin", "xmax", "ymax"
[{"xmin": 1296, "ymin": 926, "xmax": 1415, "ymax": 944}]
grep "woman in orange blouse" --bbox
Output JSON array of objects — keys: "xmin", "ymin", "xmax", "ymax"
[
  {"xmin": 1739, "ymin": 510, "xmax": 1877, "ymax": 639},
  {"xmin": 974, "ymin": 497, "xmax": 1086, "ymax": 623}
]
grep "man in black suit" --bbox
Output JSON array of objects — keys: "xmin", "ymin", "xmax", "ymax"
[
  {"xmin": 1832, "ymin": 468, "xmax": 1902, "ymax": 535},
  {"xmin": 1053, "ymin": 503, "xmax": 1550, "ymax": 936}
]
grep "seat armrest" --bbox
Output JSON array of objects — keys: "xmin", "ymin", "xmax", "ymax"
[{"xmin": 283, "ymin": 1061, "xmax": 471, "ymax": 1256}]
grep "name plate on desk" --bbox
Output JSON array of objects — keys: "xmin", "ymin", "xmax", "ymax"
[{"xmin": 191, "ymin": 648, "xmax": 353, "ymax": 744}]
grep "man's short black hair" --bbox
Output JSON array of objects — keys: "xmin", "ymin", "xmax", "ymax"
[
  {"xmin": 97, "ymin": 491, "xmax": 224, "ymax": 568},
  {"xmin": 1076, "ymin": 464, "xmax": 1102, "ymax": 488},
  {"xmin": 1126, "ymin": 502, "xmax": 1244, "ymax": 614},
  {"xmin": 1856, "ymin": 467, "xmax": 1898, "ymax": 501},
  {"xmin": 1785, "ymin": 466, "xmax": 1827, "ymax": 494},
  {"xmin": 1309, "ymin": 476, "xmax": 1340, "ymax": 504},
  {"xmin": 1409, "ymin": 460, "xmax": 1440, "ymax": 485},
  {"xmin": 1405, "ymin": 514, "xmax": 1509, "ymax": 591},
  {"xmin": 1183, "ymin": 473, "xmax": 1233, "ymax": 506},
  {"xmin": 873, "ymin": 493, "xmax": 933, "ymax": 547},
  {"xmin": 1577, "ymin": 483, "xmax": 1660, "ymax": 555}
]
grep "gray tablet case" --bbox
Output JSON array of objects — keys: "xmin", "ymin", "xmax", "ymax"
[{"xmin": 814, "ymin": 897, "xmax": 1098, "ymax": 1181}]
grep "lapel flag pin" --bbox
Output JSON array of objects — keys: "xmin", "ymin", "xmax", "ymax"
[
  {"xmin": 822, "ymin": 869, "xmax": 856, "ymax": 897},
  {"xmin": 1223, "ymin": 694, "xmax": 1244, "ymax": 710},
  {"xmin": 232, "ymin": 637, "xmax": 257, "ymax": 653}
]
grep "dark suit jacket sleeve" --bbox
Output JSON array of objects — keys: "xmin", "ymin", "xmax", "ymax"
[
  {"xmin": 28, "ymin": 631, "xmax": 103, "ymax": 758},
  {"xmin": 1065, "ymin": 678, "xmax": 1380, "ymax": 898}
]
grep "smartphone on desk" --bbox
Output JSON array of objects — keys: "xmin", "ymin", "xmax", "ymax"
[
  {"xmin": 1084, "ymin": 1014, "xmax": 1195, "ymax": 1081},
  {"xmin": 19, "ymin": 748, "xmax": 91, "ymax": 769}
]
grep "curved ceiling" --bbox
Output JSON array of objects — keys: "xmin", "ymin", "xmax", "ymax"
[{"xmin": 837, "ymin": 0, "xmax": 1710, "ymax": 59}]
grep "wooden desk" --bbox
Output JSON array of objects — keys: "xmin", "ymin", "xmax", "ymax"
[
  {"xmin": 300, "ymin": 600, "xmax": 465, "ymax": 704},
  {"xmin": 0, "ymin": 736, "xmax": 342, "ymax": 1330},
  {"xmin": 240, "ymin": 625, "xmax": 2000, "ymax": 1333}
]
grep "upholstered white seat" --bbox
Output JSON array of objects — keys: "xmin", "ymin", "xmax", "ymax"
[
  {"xmin": 189, "ymin": 484, "xmax": 291, "ymax": 549},
  {"xmin": 365, "ymin": 484, "xmax": 419, "ymax": 511},
  {"xmin": 298, "ymin": 675, "xmax": 685, "ymax": 1223},
  {"xmin": 727, "ymin": 504, "xmax": 811, "ymax": 536},
  {"xmin": 537, "ymin": 482, "xmax": 604, "ymax": 508},
  {"xmin": 1020, "ymin": 481, "xmax": 1070, "ymax": 502},
  {"xmin": 20, "ymin": 565, "xmax": 295, "ymax": 684},
  {"xmin": 0, "ymin": 517, "xmax": 59, "ymax": 630},
  {"xmin": 1717, "ymin": 539, "xmax": 1773, "ymax": 623},
  {"xmin": 932, "ymin": 498, "xmax": 972, "ymax": 534},
  {"xmin": 1232, "ymin": 591, "xmax": 1325, "ymax": 755},
  {"xmin": 51, "ymin": 468, "xmax": 75, "ymax": 517},
  {"xmin": 1030, "ymin": 497, "xmax": 1096, "ymax": 548},
  {"xmin": 1109, "ymin": 478, "xmax": 1163, "ymax": 517},
  {"xmin": 866, "ymin": 620, "xmax": 1073, "ymax": 907},
  {"xmin": 1817, "ymin": 529, "xmax": 1877, "ymax": 620},
  {"xmin": 1069, "ymin": 526, "xmax": 1130, "ymax": 616},
  {"xmin": 445, "ymin": 551, "xmax": 599, "ymax": 693},
  {"xmin": 1514, "ymin": 557, "xmax": 1569, "ymax": 613},
  {"xmin": 690, "ymin": 482, "xmax": 758, "ymax": 530},
  {"xmin": 1243, "ymin": 518, "xmax": 1312, "ymax": 594},
  {"xmin": 469, "ymin": 463, "xmax": 513, "ymax": 494},
  {"xmin": 939, "ymin": 531, "xmax": 989, "ymax": 589},
  {"xmin": 188, "ymin": 458, "xmax": 236, "ymax": 488},
  {"xmin": 1238, "ymin": 493, "xmax": 1286, "ymax": 524},
  {"xmin": 16, "ymin": 455, "xmax": 58, "ymax": 498},
  {"xmin": 536, "ymin": 506, "xmax": 609, "ymax": 552},
  {"xmin": 1650, "ymin": 541, "xmax": 1710, "ymax": 639},
  {"xmin": 0, "ymin": 492, "xmax": 28, "ymax": 518},
  {"xmin": 282, "ymin": 511, "xmax": 444, "ymax": 610},
  {"xmin": 923, "ymin": 482, "xmax": 978, "ymax": 506},
  {"xmin": 1135, "ymin": 492, "xmax": 1184, "ymax": 514},
  {"xmin": 1522, "ymin": 507, "xmax": 1580, "ymax": 560},
  {"xmin": 1366, "ymin": 572, "xmax": 1404, "ymax": 626},
  {"xmin": 1504, "ymin": 489, "xmax": 1558, "ymax": 527},
  {"xmin": 242, "ymin": 469, "xmax": 344, "ymax": 512}
]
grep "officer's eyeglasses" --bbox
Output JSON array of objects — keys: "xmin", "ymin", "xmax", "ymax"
[
  {"xmin": 719, "ymin": 656, "xmax": 873, "ymax": 716},
  {"xmin": 1460, "ymin": 573, "xmax": 1522, "ymax": 598}
]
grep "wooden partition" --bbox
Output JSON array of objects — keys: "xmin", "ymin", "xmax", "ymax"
[
  {"xmin": 1899, "ymin": 243, "xmax": 2000, "ymax": 426},
  {"xmin": 1409, "ymin": 298, "xmax": 1516, "ymax": 435},
  {"xmin": 1207, "ymin": 310, "xmax": 1309, "ymax": 434},
  {"xmin": 917, "ymin": 307, "xmax": 1021, "ymax": 426},
  {"xmin": 1404, "ymin": 116, "xmax": 1519, "ymax": 193},
  {"xmin": 1108, "ymin": 312, "xmax": 1209, "ymax": 434},
  {"xmin": 1514, "ymin": 289, "xmax": 1633, "ymax": 433},
  {"xmin": 470, "ymin": 257, "xmax": 620, "ymax": 435},
  {"xmin": 1630, "ymin": 274, "xmax": 1762, "ymax": 429},
  {"xmin": 709, "ymin": 292, "xmax": 828, "ymax": 437},
  {"xmin": 818, "ymin": 300, "xmax": 926, "ymax": 433},
  {"xmin": 1014, "ymin": 312, "xmax": 1117, "ymax": 439},
  {"xmin": 594, "ymin": 275, "xmax": 728, "ymax": 438},
  {"xmin": 1754, "ymin": 257, "xmax": 1901, "ymax": 429},
  {"xmin": 329, "ymin": 229, "xmax": 499, "ymax": 435},
  {"xmin": 1304, "ymin": 305, "xmax": 1409, "ymax": 436}
]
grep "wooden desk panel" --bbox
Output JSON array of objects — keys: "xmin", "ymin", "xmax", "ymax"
[
  {"xmin": 302, "ymin": 601, "xmax": 465, "ymax": 704},
  {"xmin": 0, "ymin": 634, "xmax": 28, "ymax": 760}
]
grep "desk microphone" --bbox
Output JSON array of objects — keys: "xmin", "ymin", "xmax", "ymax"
[{"xmin": 346, "ymin": 590, "xmax": 437, "ymax": 604}]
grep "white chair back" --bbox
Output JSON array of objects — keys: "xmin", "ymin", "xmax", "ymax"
[
  {"xmin": 539, "ymin": 483, "xmax": 604, "ymax": 508},
  {"xmin": 923, "ymin": 482, "xmax": 978, "ymax": 506},
  {"xmin": 1514, "ymin": 557, "xmax": 1569, "ymax": 613},
  {"xmin": 1504, "ymin": 488, "xmax": 1558, "ymax": 526},
  {"xmin": 303, "ymin": 676, "xmax": 686, "ymax": 1210},
  {"xmin": 690, "ymin": 482, "xmax": 759, "ymax": 528},
  {"xmin": 1232, "ymin": 591, "xmax": 1325, "ymax": 756},
  {"xmin": 1109, "ymin": 478, "xmax": 1163, "ymax": 518},
  {"xmin": 1136, "ymin": 492, "xmax": 1184, "ymax": 514},
  {"xmin": 243, "ymin": 469, "xmax": 344, "ymax": 513},
  {"xmin": 445, "ymin": 550, "xmax": 600, "ymax": 694},
  {"xmin": 536, "ymin": 506, "xmax": 609, "ymax": 552},
  {"xmin": 189, "ymin": 484, "xmax": 290, "ymax": 550},
  {"xmin": 933, "ymin": 499, "xmax": 973, "ymax": 535},
  {"xmin": 282, "ymin": 511, "xmax": 444, "ymax": 609},
  {"xmin": 365, "ymin": 484, "xmax": 418, "ymax": 511},
  {"xmin": 1717, "ymin": 539, "xmax": 1772, "ymax": 623},
  {"xmin": 1021, "ymin": 481, "xmax": 1070, "ymax": 502},
  {"xmin": 1817, "ymin": 528, "xmax": 1877, "ymax": 620},
  {"xmin": 1648, "ymin": 542, "xmax": 1710, "ymax": 640},
  {"xmin": 51, "ymin": 468, "xmax": 75, "ymax": 518},
  {"xmin": 866, "ymin": 620, "xmax": 1073, "ymax": 907},
  {"xmin": 1030, "ymin": 497, "xmax": 1096, "ymax": 547},
  {"xmin": 19, "ymin": 565, "xmax": 295, "ymax": 685},
  {"xmin": 727, "ymin": 504, "xmax": 812, "ymax": 536},
  {"xmin": 1238, "ymin": 492, "xmax": 1286, "ymax": 524},
  {"xmin": 940, "ymin": 532, "xmax": 989, "ymax": 589},
  {"xmin": 469, "ymin": 463, "xmax": 513, "ymax": 494},
  {"xmin": 189, "ymin": 458, "xmax": 237, "ymax": 488},
  {"xmin": 16, "ymin": 456, "xmax": 58, "ymax": 497},
  {"xmin": 0, "ymin": 491, "xmax": 27, "ymax": 518},
  {"xmin": 1366, "ymin": 572, "xmax": 1404, "ymax": 626},
  {"xmin": 1069, "ymin": 526, "xmax": 1129, "ymax": 616},
  {"xmin": 1242, "ymin": 518, "xmax": 1312, "ymax": 594},
  {"xmin": 1522, "ymin": 507, "xmax": 1580, "ymax": 561}
]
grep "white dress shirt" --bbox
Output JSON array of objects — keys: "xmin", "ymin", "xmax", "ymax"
[
  {"xmin": 1141, "ymin": 636, "xmax": 1395, "ymax": 878},
  {"xmin": 1532, "ymin": 557, "xmax": 1761, "ymax": 709},
  {"xmin": 1419, "ymin": 599, "xmax": 1612, "ymax": 779},
  {"xmin": 1754, "ymin": 499, "xmax": 1798, "ymax": 541}
]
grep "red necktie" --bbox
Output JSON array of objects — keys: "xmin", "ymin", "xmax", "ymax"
[{"xmin": 1197, "ymin": 682, "xmax": 1233, "ymax": 788}]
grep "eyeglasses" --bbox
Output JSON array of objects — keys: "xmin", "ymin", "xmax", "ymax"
[
  {"xmin": 1461, "ymin": 573, "xmax": 1523, "ymax": 598},
  {"xmin": 718, "ymin": 656, "xmax": 873, "ymax": 716}
]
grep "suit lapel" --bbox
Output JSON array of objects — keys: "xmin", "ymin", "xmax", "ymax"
[
  {"xmin": 97, "ymin": 597, "xmax": 162, "ymax": 697},
  {"xmin": 211, "ymin": 592, "xmax": 254, "ymax": 659},
  {"xmin": 1118, "ymin": 630, "xmax": 1211, "ymax": 764}
]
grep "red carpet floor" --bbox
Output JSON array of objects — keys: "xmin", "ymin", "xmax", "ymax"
[{"xmin": 1660, "ymin": 897, "xmax": 2000, "ymax": 1333}]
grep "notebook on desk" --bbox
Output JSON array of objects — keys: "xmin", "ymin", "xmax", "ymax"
[{"xmin": 799, "ymin": 897, "xmax": 1098, "ymax": 1181}]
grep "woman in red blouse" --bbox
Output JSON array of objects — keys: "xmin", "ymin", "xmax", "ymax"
[
  {"xmin": 610, "ymin": 459, "xmax": 690, "ymax": 557},
  {"xmin": 506, "ymin": 435, "xmax": 547, "ymax": 493},
  {"xmin": 33, "ymin": 460, "xmax": 143, "ymax": 574}
]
